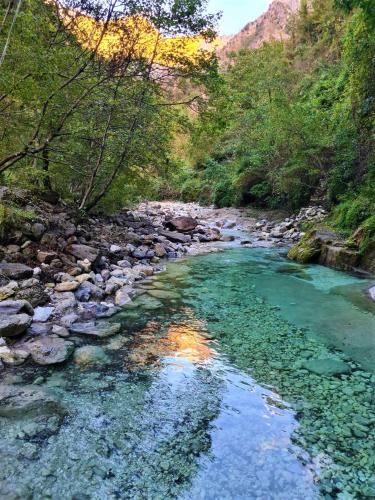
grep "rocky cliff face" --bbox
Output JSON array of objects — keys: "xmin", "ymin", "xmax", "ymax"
[{"xmin": 218, "ymin": 0, "xmax": 300, "ymax": 61}]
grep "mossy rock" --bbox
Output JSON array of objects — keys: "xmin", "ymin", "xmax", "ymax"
[{"xmin": 288, "ymin": 237, "xmax": 320, "ymax": 264}]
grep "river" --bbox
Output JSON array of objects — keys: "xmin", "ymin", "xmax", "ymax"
[{"xmin": 1, "ymin": 240, "xmax": 375, "ymax": 499}]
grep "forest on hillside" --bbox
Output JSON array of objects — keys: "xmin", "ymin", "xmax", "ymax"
[{"xmin": 0, "ymin": 0, "xmax": 374, "ymax": 247}]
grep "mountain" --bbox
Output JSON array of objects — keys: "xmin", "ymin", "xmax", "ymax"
[{"xmin": 218, "ymin": 0, "xmax": 300, "ymax": 61}]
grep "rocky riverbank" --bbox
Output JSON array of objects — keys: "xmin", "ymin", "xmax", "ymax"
[{"xmin": 0, "ymin": 192, "xmax": 372, "ymax": 371}]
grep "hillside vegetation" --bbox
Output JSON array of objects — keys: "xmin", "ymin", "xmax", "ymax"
[
  {"xmin": 0, "ymin": 0, "xmax": 374, "ymax": 249},
  {"xmin": 177, "ymin": 0, "xmax": 374, "ymax": 246}
]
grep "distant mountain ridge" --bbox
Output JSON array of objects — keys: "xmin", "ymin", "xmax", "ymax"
[{"xmin": 218, "ymin": 0, "xmax": 300, "ymax": 61}]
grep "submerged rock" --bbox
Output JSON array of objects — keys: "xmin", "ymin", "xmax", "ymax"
[
  {"xmin": 303, "ymin": 358, "xmax": 351, "ymax": 377},
  {"xmin": 69, "ymin": 321, "xmax": 121, "ymax": 338},
  {"xmin": 73, "ymin": 345, "xmax": 110, "ymax": 366},
  {"xmin": 0, "ymin": 384, "xmax": 66, "ymax": 418},
  {"xmin": 27, "ymin": 337, "xmax": 74, "ymax": 365}
]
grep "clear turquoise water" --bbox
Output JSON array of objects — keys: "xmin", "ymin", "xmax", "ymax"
[{"xmin": 1, "ymin": 245, "xmax": 375, "ymax": 499}]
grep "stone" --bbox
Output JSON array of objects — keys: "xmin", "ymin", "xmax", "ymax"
[
  {"xmin": 28, "ymin": 337, "xmax": 74, "ymax": 365},
  {"xmin": 37, "ymin": 251, "xmax": 57, "ymax": 264},
  {"xmin": 77, "ymin": 259, "xmax": 92, "ymax": 272},
  {"xmin": 73, "ymin": 346, "xmax": 110, "ymax": 366},
  {"xmin": 117, "ymin": 259, "xmax": 132, "ymax": 268},
  {"xmin": 115, "ymin": 288, "xmax": 132, "ymax": 307},
  {"xmin": 33, "ymin": 306, "xmax": 54, "ymax": 322},
  {"xmin": 0, "ymin": 299, "xmax": 34, "ymax": 315},
  {"xmin": 31, "ymin": 222, "xmax": 46, "ymax": 240},
  {"xmin": 132, "ymin": 264, "xmax": 154, "ymax": 277},
  {"xmin": 75, "ymin": 273, "xmax": 92, "ymax": 284},
  {"xmin": 147, "ymin": 289, "xmax": 180, "ymax": 300},
  {"xmin": 15, "ymin": 282, "xmax": 49, "ymax": 307},
  {"xmin": 0, "ymin": 262, "xmax": 33, "ymax": 280},
  {"xmin": 28, "ymin": 322, "xmax": 52, "ymax": 336},
  {"xmin": 75, "ymin": 281, "xmax": 104, "ymax": 302},
  {"xmin": 51, "ymin": 325, "xmax": 70, "ymax": 337},
  {"xmin": 0, "ymin": 345, "xmax": 29, "ymax": 365},
  {"xmin": 53, "ymin": 291, "xmax": 77, "ymax": 314},
  {"xmin": 303, "ymin": 359, "xmax": 351, "ymax": 377},
  {"xmin": 0, "ymin": 314, "xmax": 32, "ymax": 337},
  {"xmin": 55, "ymin": 281, "xmax": 79, "ymax": 292},
  {"xmin": 110, "ymin": 244, "xmax": 123, "ymax": 254},
  {"xmin": 0, "ymin": 384, "xmax": 66, "ymax": 418},
  {"xmin": 159, "ymin": 230, "xmax": 192, "ymax": 243},
  {"xmin": 66, "ymin": 244, "xmax": 99, "ymax": 263},
  {"xmin": 69, "ymin": 321, "xmax": 121, "ymax": 338},
  {"xmin": 319, "ymin": 245, "xmax": 359, "ymax": 272},
  {"xmin": 166, "ymin": 216, "xmax": 198, "ymax": 232},
  {"xmin": 154, "ymin": 243, "xmax": 167, "ymax": 257},
  {"xmin": 368, "ymin": 285, "xmax": 375, "ymax": 302},
  {"xmin": 0, "ymin": 282, "xmax": 18, "ymax": 300}
]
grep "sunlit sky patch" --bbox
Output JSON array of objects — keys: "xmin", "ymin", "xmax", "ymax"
[{"xmin": 207, "ymin": 0, "xmax": 272, "ymax": 35}]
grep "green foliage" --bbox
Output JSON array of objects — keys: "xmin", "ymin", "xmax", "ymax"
[
  {"xmin": 0, "ymin": 0, "xmax": 218, "ymax": 212},
  {"xmin": 183, "ymin": 0, "xmax": 374, "ymax": 221},
  {"xmin": 0, "ymin": 202, "xmax": 35, "ymax": 242}
]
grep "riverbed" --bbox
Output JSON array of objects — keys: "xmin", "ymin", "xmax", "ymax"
[{"xmin": 1, "ymin": 239, "xmax": 375, "ymax": 499}]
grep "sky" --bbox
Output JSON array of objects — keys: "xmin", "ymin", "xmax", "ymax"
[{"xmin": 207, "ymin": 0, "xmax": 272, "ymax": 35}]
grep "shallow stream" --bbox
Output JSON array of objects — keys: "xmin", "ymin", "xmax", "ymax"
[{"xmin": 1, "ymin": 242, "xmax": 375, "ymax": 499}]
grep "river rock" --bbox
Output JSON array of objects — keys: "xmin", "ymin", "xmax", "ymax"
[
  {"xmin": 66, "ymin": 244, "xmax": 99, "ymax": 263},
  {"xmin": 0, "ymin": 345, "xmax": 30, "ymax": 365},
  {"xmin": 55, "ymin": 281, "xmax": 79, "ymax": 292},
  {"xmin": 0, "ymin": 263, "xmax": 34, "ymax": 280},
  {"xmin": 37, "ymin": 251, "xmax": 57, "ymax": 264},
  {"xmin": 73, "ymin": 345, "xmax": 110, "ymax": 366},
  {"xmin": 115, "ymin": 288, "xmax": 132, "ymax": 307},
  {"xmin": 0, "ymin": 281, "xmax": 18, "ymax": 300},
  {"xmin": 69, "ymin": 321, "xmax": 121, "ymax": 338},
  {"xmin": 51, "ymin": 325, "xmax": 70, "ymax": 337},
  {"xmin": 319, "ymin": 245, "xmax": 359, "ymax": 272},
  {"xmin": 27, "ymin": 337, "xmax": 74, "ymax": 365},
  {"xmin": 369, "ymin": 285, "xmax": 375, "ymax": 302},
  {"xmin": 303, "ymin": 358, "xmax": 351, "ymax": 377},
  {"xmin": 154, "ymin": 243, "xmax": 167, "ymax": 257},
  {"xmin": 167, "ymin": 216, "xmax": 198, "ymax": 232},
  {"xmin": 75, "ymin": 281, "xmax": 104, "ymax": 302},
  {"xmin": 31, "ymin": 222, "xmax": 46, "ymax": 240},
  {"xmin": 159, "ymin": 230, "xmax": 192, "ymax": 244},
  {"xmin": 33, "ymin": 306, "xmax": 54, "ymax": 322},
  {"xmin": 0, "ymin": 384, "xmax": 66, "ymax": 418},
  {"xmin": 0, "ymin": 314, "xmax": 32, "ymax": 337},
  {"xmin": 0, "ymin": 299, "xmax": 34, "ymax": 315},
  {"xmin": 15, "ymin": 282, "xmax": 49, "ymax": 307}
]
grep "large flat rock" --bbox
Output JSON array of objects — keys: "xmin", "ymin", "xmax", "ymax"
[
  {"xmin": 0, "ymin": 263, "xmax": 33, "ymax": 280},
  {"xmin": 0, "ymin": 384, "xmax": 66, "ymax": 418},
  {"xmin": 0, "ymin": 313, "xmax": 32, "ymax": 337},
  {"xmin": 69, "ymin": 321, "xmax": 121, "ymax": 338}
]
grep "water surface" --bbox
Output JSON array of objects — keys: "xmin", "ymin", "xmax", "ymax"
[{"xmin": 1, "ymin": 245, "xmax": 375, "ymax": 499}]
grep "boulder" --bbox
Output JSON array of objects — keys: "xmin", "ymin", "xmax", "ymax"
[
  {"xmin": 303, "ymin": 358, "xmax": 351, "ymax": 377},
  {"xmin": 159, "ymin": 230, "xmax": 192, "ymax": 244},
  {"xmin": 0, "ymin": 263, "xmax": 33, "ymax": 280},
  {"xmin": 0, "ymin": 384, "xmax": 66, "ymax": 418},
  {"xmin": 69, "ymin": 321, "xmax": 121, "ymax": 338},
  {"xmin": 51, "ymin": 325, "xmax": 70, "ymax": 337},
  {"xmin": 166, "ymin": 216, "xmax": 198, "ymax": 232},
  {"xmin": 0, "ymin": 314, "xmax": 31, "ymax": 337},
  {"xmin": 0, "ymin": 281, "xmax": 18, "ymax": 300},
  {"xmin": 27, "ymin": 337, "xmax": 74, "ymax": 365},
  {"xmin": 73, "ymin": 345, "xmax": 110, "ymax": 366},
  {"xmin": 66, "ymin": 244, "xmax": 99, "ymax": 263},
  {"xmin": 319, "ymin": 245, "xmax": 359, "ymax": 272},
  {"xmin": 0, "ymin": 299, "xmax": 34, "ymax": 315}
]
